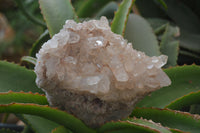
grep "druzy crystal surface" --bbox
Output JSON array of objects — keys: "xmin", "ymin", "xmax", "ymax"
[{"xmin": 35, "ymin": 17, "xmax": 171, "ymax": 127}]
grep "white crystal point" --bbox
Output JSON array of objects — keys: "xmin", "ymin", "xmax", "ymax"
[{"xmin": 34, "ymin": 16, "xmax": 171, "ymax": 127}]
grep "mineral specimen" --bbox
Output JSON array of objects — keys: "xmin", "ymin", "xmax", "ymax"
[{"xmin": 35, "ymin": 17, "xmax": 171, "ymax": 128}]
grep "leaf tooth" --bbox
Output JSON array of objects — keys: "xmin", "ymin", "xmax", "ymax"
[
  {"xmin": 135, "ymin": 107, "xmax": 200, "ymax": 121},
  {"xmin": 0, "ymin": 91, "xmax": 45, "ymax": 96},
  {"xmin": 165, "ymin": 90, "xmax": 200, "ymax": 109}
]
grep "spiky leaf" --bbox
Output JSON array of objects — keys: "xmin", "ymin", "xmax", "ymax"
[
  {"xmin": 132, "ymin": 107, "xmax": 200, "ymax": 133},
  {"xmin": 124, "ymin": 14, "xmax": 160, "ymax": 56},
  {"xmin": 162, "ymin": 0, "xmax": 200, "ymax": 34},
  {"xmin": 95, "ymin": 2, "xmax": 118, "ymax": 19},
  {"xmin": 0, "ymin": 103, "xmax": 95, "ymax": 133},
  {"xmin": 111, "ymin": 0, "xmax": 135, "ymax": 36},
  {"xmin": 136, "ymin": 65, "xmax": 200, "ymax": 108},
  {"xmin": 77, "ymin": 0, "xmax": 113, "ymax": 18},
  {"xmin": 0, "ymin": 92, "xmax": 47, "ymax": 105},
  {"xmin": 179, "ymin": 32, "xmax": 200, "ymax": 55},
  {"xmin": 126, "ymin": 117, "xmax": 171, "ymax": 133},
  {"xmin": 166, "ymin": 91, "xmax": 200, "ymax": 111},
  {"xmin": 0, "ymin": 61, "xmax": 43, "ymax": 94},
  {"xmin": 160, "ymin": 24, "xmax": 179, "ymax": 67},
  {"xmin": 98, "ymin": 121, "xmax": 159, "ymax": 133},
  {"xmin": 39, "ymin": 0, "xmax": 78, "ymax": 37},
  {"xmin": 19, "ymin": 115, "xmax": 60, "ymax": 133}
]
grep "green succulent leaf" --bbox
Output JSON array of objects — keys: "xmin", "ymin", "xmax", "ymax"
[
  {"xmin": 147, "ymin": 18, "xmax": 168, "ymax": 32},
  {"xmin": 170, "ymin": 129, "xmax": 186, "ymax": 133},
  {"xmin": 124, "ymin": 14, "xmax": 160, "ymax": 56},
  {"xmin": 39, "ymin": 0, "xmax": 78, "ymax": 37},
  {"xmin": 18, "ymin": 114, "xmax": 60, "ymax": 133},
  {"xmin": 111, "ymin": 0, "xmax": 135, "ymax": 36},
  {"xmin": 162, "ymin": 0, "xmax": 200, "ymax": 34},
  {"xmin": 0, "ymin": 92, "xmax": 47, "ymax": 105},
  {"xmin": 179, "ymin": 50, "xmax": 200, "ymax": 60},
  {"xmin": 15, "ymin": 0, "xmax": 46, "ymax": 27},
  {"xmin": 127, "ymin": 118, "xmax": 185, "ymax": 133},
  {"xmin": 136, "ymin": 65, "xmax": 200, "ymax": 108},
  {"xmin": 29, "ymin": 30, "xmax": 50, "ymax": 58},
  {"xmin": 146, "ymin": 18, "xmax": 170, "ymax": 36},
  {"xmin": 160, "ymin": 24, "xmax": 179, "ymax": 67},
  {"xmin": 95, "ymin": 2, "xmax": 118, "ymax": 19},
  {"xmin": 0, "ymin": 103, "xmax": 95, "ymax": 133},
  {"xmin": 132, "ymin": 107, "xmax": 200, "ymax": 133},
  {"xmin": 0, "ymin": 61, "xmax": 43, "ymax": 94},
  {"xmin": 21, "ymin": 56, "xmax": 37, "ymax": 66},
  {"xmin": 135, "ymin": 0, "xmax": 166, "ymax": 18},
  {"xmin": 179, "ymin": 31, "xmax": 200, "ymax": 55},
  {"xmin": 166, "ymin": 90, "xmax": 200, "ymax": 111},
  {"xmin": 0, "ymin": 91, "xmax": 55, "ymax": 133},
  {"xmin": 76, "ymin": 0, "xmax": 113, "ymax": 18},
  {"xmin": 98, "ymin": 120, "xmax": 160, "ymax": 133},
  {"xmin": 51, "ymin": 126, "xmax": 72, "ymax": 133},
  {"xmin": 126, "ymin": 117, "xmax": 171, "ymax": 133}
]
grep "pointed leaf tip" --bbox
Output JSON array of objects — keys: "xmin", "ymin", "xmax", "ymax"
[
  {"xmin": 39, "ymin": 0, "xmax": 79, "ymax": 37},
  {"xmin": 111, "ymin": 0, "xmax": 135, "ymax": 36}
]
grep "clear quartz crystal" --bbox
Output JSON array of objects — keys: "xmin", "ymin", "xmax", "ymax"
[
  {"xmin": 86, "ymin": 76, "xmax": 101, "ymax": 85},
  {"xmin": 35, "ymin": 16, "xmax": 171, "ymax": 128}
]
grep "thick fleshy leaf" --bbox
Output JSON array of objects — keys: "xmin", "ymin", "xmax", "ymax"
[
  {"xmin": 179, "ymin": 50, "xmax": 200, "ymax": 60},
  {"xmin": 127, "ymin": 118, "xmax": 185, "ymax": 133},
  {"xmin": 0, "ymin": 92, "xmax": 56, "ymax": 133},
  {"xmin": 76, "ymin": 0, "xmax": 113, "ymax": 18},
  {"xmin": 18, "ymin": 114, "xmax": 60, "ymax": 133},
  {"xmin": 0, "ymin": 103, "xmax": 95, "ymax": 133},
  {"xmin": 95, "ymin": 2, "xmax": 118, "ymax": 19},
  {"xmin": 179, "ymin": 31, "xmax": 200, "ymax": 55},
  {"xmin": 111, "ymin": 0, "xmax": 135, "ymax": 36},
  {"xmin": 135, "ymin": 0, "xmax": 166, "ymax": 18},
  {"xmin": 132, "ymin": 107, "xmax": 200, "ymax": 133},
  {"xmin": 147, "ymin": 18, "xmax": 168, "ymax": 34},
  {"xmin": 162, "ymin": 0, "xmax": 200, "ymax": 34},
  {"xmin": 0, "ymin": 92, "xmax": 47, "ymax": 105},
  {"xmin": 126, "ymin": 117, "xmax": 171, "ymax": 133},
  {"xmin": 0, "ymin": 61, "xmax": 43, "ymax": 94},
  {"xmin": 98, "ymin": 121, "xmax": 159, "ymax": 133},
  {"xmin": 160, "ymin": 24, "xmax": 179, "ymax": 67},
  {"xmin": 136, "ymin": 65, "xmax": 200, "ymax": 108},
  {"xmin": 29, "ymin": 30, "xmax": 50, "ymax": 58},
  {"xmin": 124, "ymin": 14, "xmax": 160, "ymax": 56},
  {"xmin": 15, "ymin": 0, "xmax": 46, "ymax": 27},
  {"xmin": 170, "ymin": 129, "xmax": 186, "ymax": 133},
  {"xmin": 39, "ymin": 0, "xmax": 78, "ymax": 37},
  {"xmin": 166, "ymin": 90, "xmax": 200, "ymax": 111}
]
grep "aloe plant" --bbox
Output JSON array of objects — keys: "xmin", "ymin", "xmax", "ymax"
[{"xmin": 0, "ymin": 0, "xmax": 200, "ymax": 133}]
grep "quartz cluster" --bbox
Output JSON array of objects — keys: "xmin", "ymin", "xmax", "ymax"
[{"xmin": 35, "ymin": 17, "xmax": 171, "ymax": 127}]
